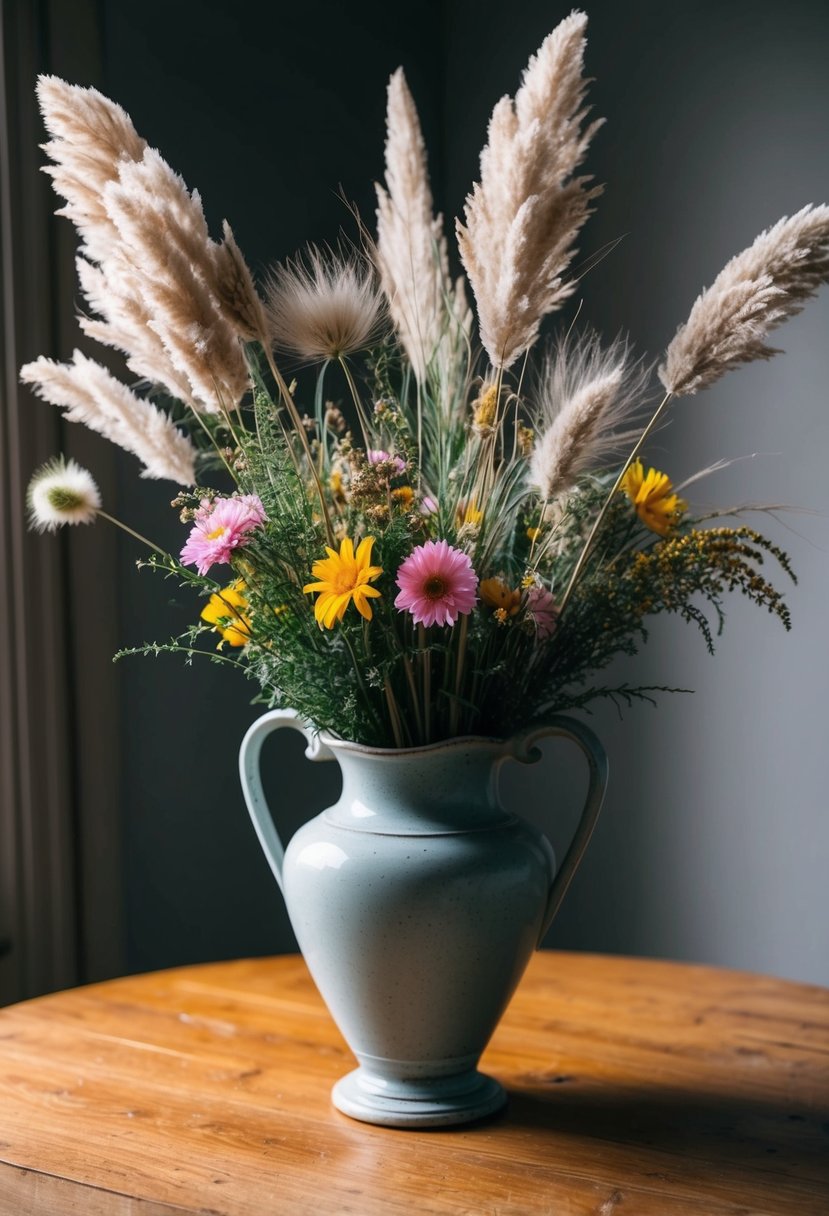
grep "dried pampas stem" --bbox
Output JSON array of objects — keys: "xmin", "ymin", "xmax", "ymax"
[
  {"xmin": 21, "ymin": 351, "xmax": 198, "ymax": 484},
  {"xmin": 457, "ymin": 10, "xmax": 603, "ymax": 370},
  {"xmin": 102, "ymin": 154, "xmax": 250, "ymax": 411},
  {"xmin": 660, "ymin": 204, "xmax": 829, "ymax": 395},
  {"xmin": 375, "ymin": 68, "xmax": 470, "ymax": 384},
  {"xmin": 37, "ymin": 76, "xmax": 257, "ymax": 415},
  {"xmin": 37, "ymin": 75, "xmax": 146, "ymax": 264},
  {"xmin": 214, "ymin": 221, "xmax": 268, "ymax": 341},
  {"xmin": 528, "ymin": 333, "xmax": 649, "ymax": 499}
]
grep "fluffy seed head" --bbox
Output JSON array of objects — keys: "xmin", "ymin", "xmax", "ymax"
[
  {"xmin": 265, "ymin": 247, "xmax": 386, "ymax": 362},
  {"xmin": 27, "ymin": 456, "xmax": 101, "ymax": 532}
]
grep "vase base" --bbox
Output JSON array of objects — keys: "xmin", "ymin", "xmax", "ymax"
[{"xmin": 331, "ymin": 1066, "xmax": 507, "ymax": 1129}]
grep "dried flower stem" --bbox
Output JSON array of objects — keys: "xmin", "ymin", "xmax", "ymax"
[
  {"xmin": 260, "ymin": 341, "xmax": 335, "ymax": 545},
  {"xmin": 97, "ymin": 510, "xmax": 171, "ymax": 558},
  {"xmin": 557, "ymin": 391, "xmax": 673, "ymax": 615},
  {"xmin": 384, "ymin": 676, "xmax": 406, "ymax": 748},
  {"xmin": 338, "ymin": 357, "xmax": 372, "ymax": 449},
  {"xmin": 449, "ymin": 614, "xmax": 469, "ymax": 737}
]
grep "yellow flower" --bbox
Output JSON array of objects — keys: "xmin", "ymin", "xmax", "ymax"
[
  {"xmin": 621, "ymin": 459, "xmax": 687, "ymax": 536},
  {"xmin": 472, "ymin": 383, "xmax": 498, "ymax": 432},
  {"xmin": 456, "ymin": 499, "xmax": 483, "ymax": 527},
  {"xmin": 479, "ymin": 577, "xmax": 521, "ymax": 616},
  {"xmin": 201, "ymin": 580, "xmax": 252, "ymax": 648},
  {"xmin": 392, "ymin": 486, "xmax": 414, "ymax": 509},
  {"xmin": 303, "ymin": 536, "xmax": 382, "ymax": 628},
  {"xmin": 526, "ymin": 526, "xmax": 542, "ymax": 542}
]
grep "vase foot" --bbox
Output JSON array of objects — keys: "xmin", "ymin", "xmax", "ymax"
[{"xmin": 331, "ymin": 1066, "xmax": 507, "ymax": 1129}]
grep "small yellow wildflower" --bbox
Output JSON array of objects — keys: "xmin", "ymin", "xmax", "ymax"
[
  {"xmin": 517, "ymin": 425, "xmax": 534, "ymax": 455},
  {"xmin": 621, "ymin": 459, "xmax": 687, "ymax": 536},
  {"xmin": 456, "ymin": 499, "xmax": 483, "ymax": 527},
  {"xmin": 392, "ymin": 486, "xmax": 414, "ymax": 509},
  {"xmin": 526, "ymin": 526, "xmax": 542, "ymax": 542},
  {"xmin": 303, "ymin": 536, "xmax": 382, "ymax": 628},
  {"xmin": 479, "ymin": 577, "xmax": 521, "ymax": 616},
  {"xmin": 472, "ymin": 383, "xmax": 498, "ymax": 432},
  {"xmin": 201, "ymin": 580, "xmax": 252, "ymax": 648}
]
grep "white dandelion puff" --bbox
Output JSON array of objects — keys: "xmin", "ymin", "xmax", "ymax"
[{"xmin": 27, "ymin": 456, "xmax": 101, "ymax": 532}]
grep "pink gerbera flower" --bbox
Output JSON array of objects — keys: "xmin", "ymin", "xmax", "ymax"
[
  {"xmin": 394, "ymin": 540, "xmax": 477, "ymax": 627},
  {"xmin": 180, "ymin": 494, "xmax": 267, "ymax": 576},
  {"xmin": 526, "ymin": 586, "xmax": 559, "ymax": 640}
]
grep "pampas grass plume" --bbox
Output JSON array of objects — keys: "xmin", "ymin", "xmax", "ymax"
[
  {"xmin": 21, "ymin": 351, "xmax": 197, "ymax": 484},
  {"xmin": 529, "ymin": 333, "xmax": 650, "ymax": 499},
  {"xmin": 375, "ymin": 68, "xmax": 469, "ymax": 382},
  {"xmin": 660, "ymin": 204, "xmax": 829, "ymax": 396},
  {"xmin": 457, "ymin": 11, "xmax": 603, "ymax": 370}
]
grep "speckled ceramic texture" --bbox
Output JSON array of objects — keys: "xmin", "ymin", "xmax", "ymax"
[{"xmin": 239, "ymin": 710, "xmax": 607, "ymax": 1129}]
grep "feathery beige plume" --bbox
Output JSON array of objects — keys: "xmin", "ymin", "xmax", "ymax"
[
  {"xmin": 37, "ymin": 75, "xmax": 146, "ymax": 264},
  {"xmin": 660, "ymin": 204, "xmax": 829, "ymax": 396},
  {"xmin": 213, "ymin": 220, "xmax": 268, "ymax": 341},
  {"xmin": 375, "ymin": 68, "xmax": 470, "ymax": 383},
  {"xmin": 21, "ymin": 351, "xmax": 197, "ymax": 484},
  {"xmin": 37, "ymin": 76, "xmax": 255, "ymax": 413},
  {"xmin": 101, "ymin": 152, "xmax": 249, "ymax": 410},
  {"xmin": 75, "ymin": 255, "xmax": 200, "ymax": 408},
  {"xmin": 528, "ymin": 333, "xmax": 649, "ymax": 499},
  {"xmin": 456, "ymin": 11, "xmax": 602, "ymax": 370},
  {"xmin": 265, "ymin": 247, "xmax": 386, "ymax": 362}
]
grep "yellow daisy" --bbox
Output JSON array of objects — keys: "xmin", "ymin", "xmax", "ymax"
[
  {"xmin": 201, "ymin": 580, "xmax": 252, "ymax": 648},
  {"xmin": 303, "ymin": 536, "xmax": 383, "ymax": 628},
  {"xmin": 621, "ymin": 459, "xmax": 687, "ymax": 536}
]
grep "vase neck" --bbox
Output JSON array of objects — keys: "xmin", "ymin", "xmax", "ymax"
[{"xmin": 323, "ymin": 739, "xmax": 515, "ymax": 836}]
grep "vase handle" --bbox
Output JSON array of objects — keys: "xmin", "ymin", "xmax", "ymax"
[
  {"xmin": 511, "ymin": 715, "xmax": 609, "ymax": 947},
  {"xmin": 238, "ymin": 709, "xmax": 335, "ymax": 894}
]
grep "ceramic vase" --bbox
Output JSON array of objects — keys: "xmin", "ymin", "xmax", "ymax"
[{"xmin": 239, "ymin": 710, "xmax": 607, "ymax": 1128}]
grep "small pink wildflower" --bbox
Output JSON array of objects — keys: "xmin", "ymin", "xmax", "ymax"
[
  {"xmin": 181, "ymin": 494, "xmax": 266, "ymax": 576},
  {"xmin": 527, "ymin": 586, "xmax": 559, "ymax": 640},
  {"xmin": 420, "ymin": 495, "xmax": 438, "ymax": 515},
  {"xmin": 394, "ymin": 540, "xmax": 477, "ymax": 627},
  {"xmin": 367, "ymin": 449, "xmax": 406, "ymax": 475}
]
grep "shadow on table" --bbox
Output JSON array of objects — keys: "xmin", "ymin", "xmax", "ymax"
[{"xmin": 493, "ymin": 1079, "xmax": 829, "ymax": 1193}]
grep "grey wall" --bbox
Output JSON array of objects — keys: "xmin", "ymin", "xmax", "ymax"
[
  {"xmin": 90, "ymin": 2, "xmax": 828, "ymax": 984},
  {"xmin": 451, "ymin": 0, "xmax": 829, "ymax": 986}
]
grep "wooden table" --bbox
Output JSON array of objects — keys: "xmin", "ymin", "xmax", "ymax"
[{"xmin": 0, "ymin": 953, "xmax": 826, "ymax": 1215}]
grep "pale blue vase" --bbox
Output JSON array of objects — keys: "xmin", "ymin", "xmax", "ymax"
[{"xmin": 239, "ymin": 710, "xmax": 607, "ymax": 1129}]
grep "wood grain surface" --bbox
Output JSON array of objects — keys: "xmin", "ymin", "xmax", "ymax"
[{"xmin": 0, "ymin": 952, "xmax": 826, "ymax": 1215}]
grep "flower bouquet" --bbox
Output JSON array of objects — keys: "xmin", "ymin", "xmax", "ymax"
[{"xmin": 21, "ymin": 11, "xmax": 829, "ymax": 1127}]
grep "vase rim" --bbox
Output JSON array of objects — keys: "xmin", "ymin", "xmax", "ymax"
[{"xmin": 317, "ymin": 731, "xmax": 513, "ymax": 759}]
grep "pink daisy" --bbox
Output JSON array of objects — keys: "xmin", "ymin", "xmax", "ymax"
[
  {"xmin": 526, "ymin": 586, "xmax": 559, "ymax": 640},
  {"xmin": 367, "ymin": 449, "xmax": 406, "ymax": 475},
  {"xmin": 180, "ymin": 494, "xmax": 267, "ymax": 576},
  {"xmin": 394, "ymin": 540, "xmax": 477, "ymax": 628}
]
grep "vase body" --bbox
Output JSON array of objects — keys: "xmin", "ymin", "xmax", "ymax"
[{"xmin": 240, "ymin": 713, "xmax": 607, "ymax": 1128}]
